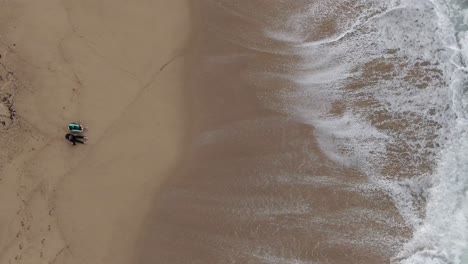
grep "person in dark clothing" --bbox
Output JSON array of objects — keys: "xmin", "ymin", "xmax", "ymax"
[{"xmin": 65, "ymin": 133, "xmax": 87, "ymax": 145}]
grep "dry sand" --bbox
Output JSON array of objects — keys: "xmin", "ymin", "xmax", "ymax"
[{"xmin": 0, "ymin": 1, "xmax": 192, "ymax": 263}]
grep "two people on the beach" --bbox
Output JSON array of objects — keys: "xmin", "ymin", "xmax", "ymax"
[{"xmin": 65, "ymin": 122, "xmax": 88, "ymax": 145}]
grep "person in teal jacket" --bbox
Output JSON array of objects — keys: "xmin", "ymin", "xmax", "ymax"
[{"xmin": 68, "ymin": 122, "xmax": 86, "ymax": 133}]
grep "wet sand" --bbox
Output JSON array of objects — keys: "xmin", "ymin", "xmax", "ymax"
[
  {"xmin": 0, "ymin": 1, "xmax": 191, "ymax": 263},
  {"xmin": 134, "ymin": 1, "xmax": 410, "ymax": 264}
]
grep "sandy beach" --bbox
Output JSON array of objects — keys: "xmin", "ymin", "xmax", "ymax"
[
  {"xmin": 0, "ymin": 1, "xmax": 192, "ymax": 263},
  {"xmin": 2, "ymin": 0, "xmax": 463, "ymax": 263}
]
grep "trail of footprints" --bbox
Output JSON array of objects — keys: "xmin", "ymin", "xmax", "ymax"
[{"xmin": 7, "ymin": 196, "xmax": 65, "ymax": 264}]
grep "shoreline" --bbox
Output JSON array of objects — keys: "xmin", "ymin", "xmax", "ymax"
[
  {"xmin": 128, "ymin": 1, "xmax": 412, "ymax": 263},
  {"xmin": 0, "ymin": 1, "xmax": 193, "ymax": 263}
]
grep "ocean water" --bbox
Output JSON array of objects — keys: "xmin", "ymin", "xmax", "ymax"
[{"xmin": 138, "ymin": 1, "xmax": 468, "ymax": 263}]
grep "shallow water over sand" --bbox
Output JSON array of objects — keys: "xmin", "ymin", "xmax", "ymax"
[{"xmin": 138, "ymin": 1, "xmax": 468, "ymax": 263}]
